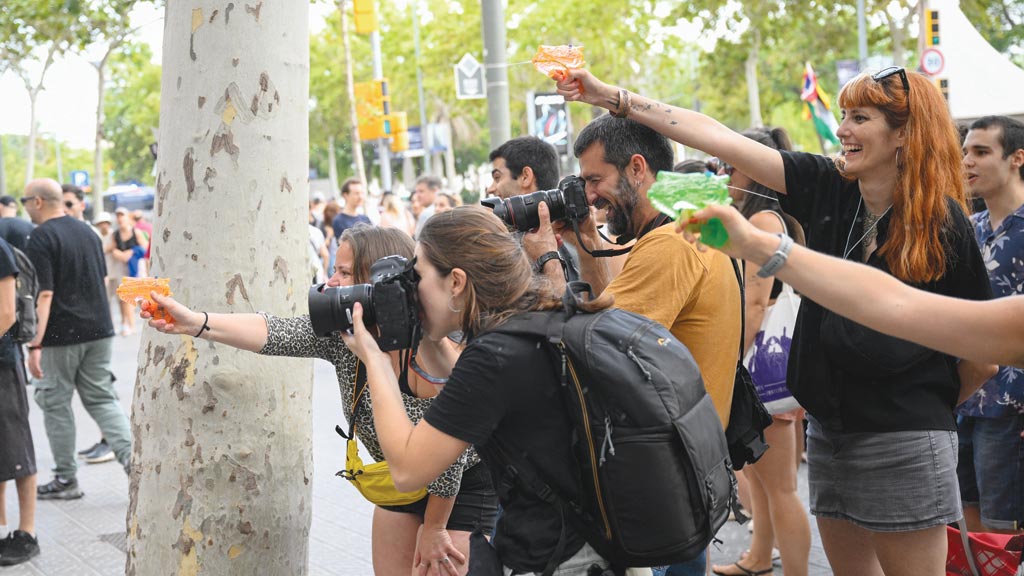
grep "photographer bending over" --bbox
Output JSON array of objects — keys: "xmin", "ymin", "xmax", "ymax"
[
  {"xmin": 342, "ymin": 206, "xmax": 646, "ymax": 575},
  {"xmin": 142, "ymin": 225, "xmax": 496, "ymax": 576}
]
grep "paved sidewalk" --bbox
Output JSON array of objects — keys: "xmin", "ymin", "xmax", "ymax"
[{"xmin": 3, "ymin": 331, "xmax": 830, "ymax": 575}]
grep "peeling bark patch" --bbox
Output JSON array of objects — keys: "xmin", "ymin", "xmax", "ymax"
[
  {"xmin": 225, "ymin": 274, "xmax": 250, "ymax": 305},
  {"xmin": 177, "ymin": 76, "xmax": 182, "ymax": 90},
  {"xmin": 171, "ymin": 477, "xmax": 194, "ymax": 520},
  {"xmin": 183, "ymin": 231, "xmax": 193, "ymax": 241},
  {"xmin": 191, "ymin": 254, "xmax": 198, "ymax": 262},
  {"xmin": 212, "ymin": 355, "xmax": 220, "ymax": 365},
  {"xmin": 209, "ymin": 9, "xmax": 219, "ymax": 23},
  {"xmin": 153, "ymin": 345, "xmax": 166, "ymax": 367},
  {"xmin": 203, "ymin": 166, "xmax": 217, "ymax": 191},
  {"xmin": 245, "ymin": 2, "xmax": 262, "ymax": 21},
  {"xmin": 155, "ymin": 463, "xmax": 161, "ymax": 474},
  {"xmin": 217, "ymin": 76, "xmax": 279, "ymax": 126},
  {"xmin": 238, "ymin": 520, "xmax": 253, "ymax": 535},
  {"xmin": 279, "ymin": 220, "xmax": 286, "ymax": 234},
  {"xmin": 225, "ymin": 2, "xmax": 235, "ymax": 24},
  {"xmin": 272, "ymin": 256, "xmax": 288, "ymax": 283},
  {"xmin": 162, "ymin": 228, "xmax": 171, "ymax": 243},
  {"xmin": 210, "ymin": 126, "xmax": 240, "ymax": 165},
  {"xmin": 201, "ymin": 381, "xmax": 218, "ymax": 414},
  {"xmin": 169, "ymin": 355, "xmax": 192, "ymax": 401},
  {"xmin": 189, "ymin": 9, "xmax": 203, "ymax": 61},
  {"xmin": 232, "ymin": 57, "xmax": 239, "ymax": 67},
  {"xmin": 198, "ymin": 96, "xmax": 206, "ymax": 109},
  {"xmin": 280, "ymin": 176, "xmax": 292, "ymax": 193},
  {"xmin": 156, "ymin": 173, "xmax": 171, "ymax": 217},
  {"xmin": 183, "ymin": 147, "xmax": 196, "ymax": 201}
]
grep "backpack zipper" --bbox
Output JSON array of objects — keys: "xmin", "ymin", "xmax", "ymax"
[{"xmin": 561, "ymin": 343, "xmax": 613, "ymax": 540}]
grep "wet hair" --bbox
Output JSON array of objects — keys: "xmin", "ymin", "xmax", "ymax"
[
  {"xmin": 736, "ymin": 127, "xmax": 806, "ymax": 246},
  {"xmin": 341, "ymin": 178, "xmax": 363, "ymax": 196},
  {"xmin": 574, "ymin": 115, "xmax": 674, "ymax": 175},
  {"xmin": 837, "ymin": 70, "xmax": 967, "ymax": 283},
  {"xmin": 969, "ymin": 115, "xmax": 1024, "ymax": 181},
  {"xmin": 418, "ymin": 206, "xmax": 611, "ymax": 339},
  {"xmin": 489, "ymin": 136, "xmax": 560, "ymax": 190},
  {"xmin": 339, "ymin": 224, "xmax": 414, "ymax": 284}
]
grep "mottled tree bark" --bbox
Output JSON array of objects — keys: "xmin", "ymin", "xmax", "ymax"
[{"xmin": 126, "ymin": 2, "xmax": 312, "ymax": 574}]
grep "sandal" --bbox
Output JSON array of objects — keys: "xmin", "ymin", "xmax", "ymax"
[{"xmin": 711, "ymin": 562, "xmax": 773, "ymax": 576}]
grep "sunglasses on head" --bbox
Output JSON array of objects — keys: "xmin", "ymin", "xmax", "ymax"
[{"xmin": 871, "ymin": 66, "xmax": 910, "ymax": 106}]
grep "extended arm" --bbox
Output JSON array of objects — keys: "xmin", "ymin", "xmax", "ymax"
[
  {"xmin": 742, "ymin": 212, "xmax": 785, "ymax": 353},
  {"xmin": 690, "ymin": 205, "xmax": 1024, "ymax": 369},
  {"xmin": 141, "ymin": 292, "xmax": 269, "ymax": 353},
  {"xmin": 556, "ymin": 69, "xmax": 787, "ymax": 194}
]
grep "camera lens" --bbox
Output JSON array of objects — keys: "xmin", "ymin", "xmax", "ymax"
[{"xmin": 307, "ymin": 283, "xmax": 375, "ymax": 337}]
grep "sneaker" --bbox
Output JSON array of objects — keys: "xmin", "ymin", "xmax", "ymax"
[
  {"xmin": 84, "ymin": 440, "xmax": 115, "ymax": 464},
  {"xmin": 36, "ymin": 477, "xmax": 83, "ymax": 500},
  {"xmin": 0, "ymin": 530, "xmax": 40, "ymax": 566},
  {"xmin": 78, "ymin": 439, "xmax": 105, "ymax": 457}
]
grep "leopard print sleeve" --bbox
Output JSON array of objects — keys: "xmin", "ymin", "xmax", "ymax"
[{"xmin": 259, "ymin": 313, "xmax": 347, "ymax": 363}]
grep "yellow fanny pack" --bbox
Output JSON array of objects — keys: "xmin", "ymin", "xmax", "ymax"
[{"xmin": 336, "ymin": 361, "xmax": 428, "ymax": 507}]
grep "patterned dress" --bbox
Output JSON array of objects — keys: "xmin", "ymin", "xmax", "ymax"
[{"xmin": 259, "ymin": 313, "xmax": 478, "ymax": 498}]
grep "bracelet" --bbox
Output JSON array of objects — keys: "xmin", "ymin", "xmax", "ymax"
[
  {"xmin": 756, "ymin": 234, "xmax": 794, "ymax": 278},
  {"xmin": 611, "ymin": 88, "xmax": 632, "ymax": 118},
  {"xmin": 195, "ymin": 312, "xmax": 211, "ymax": 338}
]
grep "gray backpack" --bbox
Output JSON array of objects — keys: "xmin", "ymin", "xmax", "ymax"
[
  {"xmin": 11, "ymin": 247, "xmax": 38, "ymax": 344},
  {"xmin": 488, "ymin": 286, "xmax": 736, "ymax": 572}
]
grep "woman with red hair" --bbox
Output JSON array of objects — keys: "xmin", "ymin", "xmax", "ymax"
[{"xmin": 556, "ymin": 68, "xmax": 992, "ymax": 576}]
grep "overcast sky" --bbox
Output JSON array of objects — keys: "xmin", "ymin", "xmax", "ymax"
[{"xmin": 0, "ymin": 2, "xmax": 334, "ymax": 151}]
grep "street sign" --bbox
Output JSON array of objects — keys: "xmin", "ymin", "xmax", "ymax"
[
  {"xmin": 454, "ymin": 53, "xmax": 485, "ymax": 100},
  {"xmin": 70, "ymin": 170, "xmax": 89, "ymax": 187},
  {"xmin": 527, "ymin": 92, "xmax": 570, "ymax": 155},
  {"xmin": 921, "ymin": 48, "xmax": 945, "ymax": 76}
]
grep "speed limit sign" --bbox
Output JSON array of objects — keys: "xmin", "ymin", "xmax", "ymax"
[{"xmin": 921, "ymin": 48, "xmax": 945, "ymax": 76}]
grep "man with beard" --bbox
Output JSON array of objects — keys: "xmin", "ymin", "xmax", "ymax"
[
  {"xmin": 486, "ymin": 136, "xmax": 580, "ymax": 281},
  {"xmin": 525, "ymin": 113, "xmax": 742, "ymax": 574}
]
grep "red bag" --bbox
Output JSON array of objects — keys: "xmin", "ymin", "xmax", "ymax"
[{"xmin": 946, "ymin": 524, "xmax": 1022, "ymax": 576}]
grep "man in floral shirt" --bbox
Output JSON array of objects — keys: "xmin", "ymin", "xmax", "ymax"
[{"xmin": 959, "ymin": 115, "xmax": 1024, "ymax": 534}]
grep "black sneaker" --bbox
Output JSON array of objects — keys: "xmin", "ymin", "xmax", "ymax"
[
  {"xmin": 78, "ymin": 439, "xmax": 106, "ymax": 458},
  {"xmin": 36, "ymin": 476, "xmax": 83, "ymax": 500},
  {"xmin": 84, "ymin": 440, "xmax": 115, "ymax": 464},
  {"xmin": 0, "ymin": 530, "xmax": 40, "ymax": 566}
]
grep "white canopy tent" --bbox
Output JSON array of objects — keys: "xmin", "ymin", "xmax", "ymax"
[{"xmin": 929, "ymin": 0, "xmax": 1024, "ymax": 123}]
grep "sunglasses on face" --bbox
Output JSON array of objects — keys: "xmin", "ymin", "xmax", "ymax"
[
  {"xmin": 871, "ymin": 66, "xmax": 910, "ymax": 106},
  {"xmin": 19, "ymin": 197, "xmax": 36, "ymax": 205}
]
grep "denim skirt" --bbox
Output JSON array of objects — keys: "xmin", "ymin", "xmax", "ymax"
[{"xmin": 806, "ymin": 416, "xmax": 962, "ymax": 532}]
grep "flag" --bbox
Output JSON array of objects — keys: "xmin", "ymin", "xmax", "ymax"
[{"xmin": 801, "ymin": 62, "xmax": 840, "ymax": 146}]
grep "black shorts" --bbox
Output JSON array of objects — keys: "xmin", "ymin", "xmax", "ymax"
[
  {"xmin": 0, "ymin": 360, "xmax": 36, "ymax": 482},
  {"xmin": 380, "ymin": 463, "xmax": 498, "ymax": 534}
]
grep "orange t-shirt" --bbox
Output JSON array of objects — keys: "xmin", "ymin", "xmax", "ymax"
[{"xmin": 605, "ymin": 224, "xmax": 741, "ymax": 427}]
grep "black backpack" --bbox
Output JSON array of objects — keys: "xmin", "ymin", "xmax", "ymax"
[
  {"xmin": 10, "ymin": 247, "xmax": 38, "ymax": 344},
  {"xmin": 487, "ymin": 285, "xmax": 737, "ymax": 572}
]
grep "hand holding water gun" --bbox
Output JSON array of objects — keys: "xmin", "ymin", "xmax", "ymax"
[
  {"xmin": 117, "ymin": 277, "xmax": 175, "ymax": 323},
  {"xmin": 646, "ymin": 171, "xmax": 732, "ymax": 247}
]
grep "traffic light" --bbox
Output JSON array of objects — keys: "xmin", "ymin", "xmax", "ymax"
[
  {"xmin": 390, "ymin": 112, "xmax": 409, "ymax": 153},
  {"xmin": 355, "ymin": 79, "xmax": 390, "ymax": 141},
  {"xmin": 353, "ymin": 0, "xmax": 378, "ymax": 35},
  {"xmin": 925, "ymin": 10, "xmax": 940, "ymax": 46},
  {"xmin": 934, "ymin": 78, "xmax": 949, "ymax": 102}
]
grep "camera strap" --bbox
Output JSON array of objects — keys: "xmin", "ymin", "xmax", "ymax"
[{"xmin": 571, "ymin": 213, "xmax": 673, "ymax": 258}]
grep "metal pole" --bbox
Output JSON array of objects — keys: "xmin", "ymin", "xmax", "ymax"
[
  {"xmin": 413, "ymin": 0, "xmax": 428, "ymax": 158},
  {"xmin": 0, "ymin": 135, "xmax": 6, "ymax": 196},
  {"xmin": 371, "ymin": 30, "xmax": 393, "ymax": 193},
  {"xmin": 55, "ymin": 137, "xmax": 63, "ymax": 183},
  {"xmin": 857, "ymin": 0, "xmax": 868, "ymax": 69},
  {"xmin": 481, "ymin": 0, "xmax": 510, "ymax": 150}
]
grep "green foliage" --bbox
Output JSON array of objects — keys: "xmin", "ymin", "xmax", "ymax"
[
  {"xmin": 104, "ymin": 41, "xmax": 160, "ymax": 184},
  {"xmin": 961, "ymin": 0, "xmax": 1024, "ymax": 67},
  {"xmin": 1, "ymin": 134, "xmax": 97, "ymax": 192},
  {"xmin": 0, "ymin": 0, "xmax": 91, "ymax": 77}
]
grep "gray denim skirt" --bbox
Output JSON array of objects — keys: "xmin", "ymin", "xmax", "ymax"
[{"xmin": 806, "ymin": 416, "xmax": 962, "ymax": 532}]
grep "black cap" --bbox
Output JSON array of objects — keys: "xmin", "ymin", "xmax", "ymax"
[{"xmin": 0, "ymin": 196, "xmax": 16, "ymax": 207}]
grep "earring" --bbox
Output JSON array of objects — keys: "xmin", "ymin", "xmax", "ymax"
[{"xmin": 447, "ymin": 295, "xmax": 462, "ymax": 313}]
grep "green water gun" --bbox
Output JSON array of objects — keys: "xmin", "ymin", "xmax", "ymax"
[{"xmin": 647, "ymin": 171, "xmax": 732, "ymax": 248}]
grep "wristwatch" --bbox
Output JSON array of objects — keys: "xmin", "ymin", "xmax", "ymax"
[
  {"xmin": 535, "ymin": 250, "xmax": 567, "ymax": 276},
  {"xmin": 756, "ymin": 234, "xmax": 794, "ymax": 278}
]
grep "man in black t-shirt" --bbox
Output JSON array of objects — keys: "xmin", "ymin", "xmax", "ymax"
[
  {"xmin": 21, "ymin": 179, "xmax": 131, "ymax": 501},
  {"xmin": 0, "ymin": 196, "xmax": 35, "ymax": 252}
]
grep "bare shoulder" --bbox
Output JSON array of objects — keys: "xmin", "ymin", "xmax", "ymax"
[{"xmin": 748, "ymin": 210, "xmax": 786, "ymax": 234}]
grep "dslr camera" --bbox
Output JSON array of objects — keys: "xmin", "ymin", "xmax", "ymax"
[
  {"xmin": 307, "ymin": 255, "xmax": 420, "ymax": 352},
  {"xmin": 481, "ymin": 175, "xmax": 589, "ymax": 232}
]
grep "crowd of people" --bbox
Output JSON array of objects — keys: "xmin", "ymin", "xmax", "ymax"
[{"xmin": 0, "ymin": 64, "xmax": 1021, "ymax": 576}]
